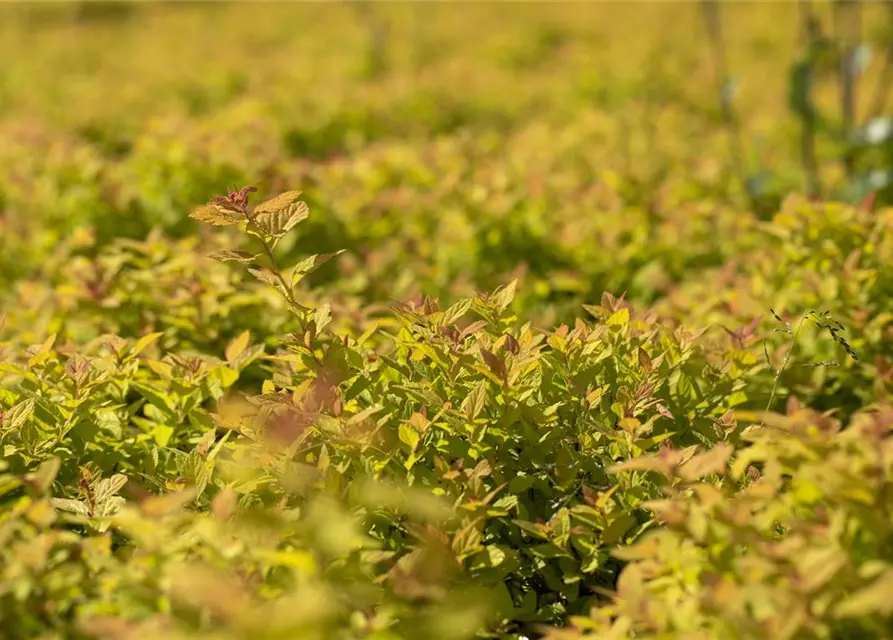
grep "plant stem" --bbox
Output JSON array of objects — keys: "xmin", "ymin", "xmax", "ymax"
[
  {"xmin": 241, "ymin": 212, "xmax": 309, "ymax": 325},
  {"xmin": 867, "ymin": 1, "xmax": 893, "ymax": 121},
  {"xmin": 835, "ymin": 0, "xmax": 861, "ymax": 180},
  {"xmin": 700, "ymin": 0, "xmax": 753, "ymax": 208},
  {"xmin": 764, "ymin": 313, "xmax": 809, "ymax": 418},
  {"xmin": 798, "ymin": 0, "xmax": 822, "ymax": 198}
]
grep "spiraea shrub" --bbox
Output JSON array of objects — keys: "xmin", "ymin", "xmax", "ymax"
[
  {"xmin": 1, "ymin": 185, "xmax": 881, "ymax": 640},
  {"xmin": 3, "ymin": 3, "xmax": 893, "ymax": 639},
  {"xmin": 546, "ymin": 407, "xmax": 893, "ymax": 640}
]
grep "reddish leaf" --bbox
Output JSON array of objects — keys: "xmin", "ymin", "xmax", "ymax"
[{"xmin": 480, "ymin": 349, "xmax": 506, "ymax": 381}]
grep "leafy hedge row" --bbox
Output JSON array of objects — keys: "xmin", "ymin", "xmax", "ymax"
[{"xmin": 2, "ymin": 189, "xmax": 882, "ymax": 640}]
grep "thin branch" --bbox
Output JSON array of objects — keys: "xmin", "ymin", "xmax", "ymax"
[
  {"xmin": 835, "ymin": 0, "xmax": 862, "ymax": 179},
  {"xmin": 797, "ymin": 0, "xmax": 822, "ymax": 198},
  {"xmin": 867, "ymin": 0, "xmax": 893, "ymax": 121},
  {"xmin": 699, "ymin": 0, "xmax": 754, "ymax": 208}
]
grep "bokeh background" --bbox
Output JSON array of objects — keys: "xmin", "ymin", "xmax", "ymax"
[{"xmin": 4, "ymin": 1, "xmax": 892, "ymax": 410}]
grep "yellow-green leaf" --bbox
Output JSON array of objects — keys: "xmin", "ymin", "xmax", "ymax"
[
  {"xmin": 607, "ymin": 308, "xmax": 629, "ymax": 328},
  {"xmin": 834, "ymin": 570, "xmax": 893, "ymax": 617},
  {"xmin": 226, "ymin": 330, "xmax": 251, "ymax": 362},
  {"xmin": 130, "ymin": 332, "xmax": 164, "ymax": 359},
  {"xmin": 252, "ymin": 190, "xmax": 303, "ymax": 214},
  {"xmin": 208, "ymin": 249, "xmax": 259, "ymax": 264},
  {"xmin": 190, "ymin": 204, "xmax": 243, "ymax": 227},
  {"xmin": 252, "ymin": 193, "xmax": 309, "ymax": 238}
]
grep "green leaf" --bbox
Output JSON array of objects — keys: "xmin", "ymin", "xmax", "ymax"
[
  {"xmin": 225, "ymin": 330, "xmax": 251, "ymax": 362},
  {"xmin": 28, "ymin": 457, "xmax": 61, "ymax": 494},
  {"xmin": 49, "ymin": 498, "xmax": 90, "ymax": 516},
  {"xmin": 291, "ymin": 251, "xmax": 346, "ymax": 284},
  {"xmin": 380, "ymin": 355, "xmax": 410, "ymax": 377},
  {"xmin": 94, "ymin": 474, "xmax": 128, "ymax": 502},
  {"xmin": 208, "ymin": 366, "xmax": 240, "ymax": 392},
  {"xmin": 834, "ymin": 570, "xmax": 893, "ymax": 618},
  {"xmin": 32, "ymin": 333, "xmax": 57, "ymax": 357},
  {"xmin": 314, "ymin": 304, "xmax": 332, "ymax": 334},
  {"xmin": 398, "ymin": 423, "xmax": 420, "ymax": 451},
  {"xmin": 252, "ymin": 190, "xmax": 303, "ymax": 214},
  {"xmin": 229, "ymin": 343, "xmax": 265, "ymax": 372},
  {"xmin": 453, "ymin": 519, "xmax": 484, "ymax": 559},
  {"xmin": 133, "ymin": 383, "xmax": 176, "ymax": 414},
  {"xmin": 678, "ymin": 444, "xmax": 733, "ymax": 481},
  {"xmin": 3, "ymin": 398, "xmax": 35, "ymax": 429},
  {"xmin": 508, "ymin": 475, "xmax": 534, "ymax": 493},
  {"xmin": 152, "ymin": 424, "xmax": 174, "ymax": 447},
  {"xmin": 491, "ymin": 280, "xmax": 517, "ymax": 313},
  {"xmin": 207, "ymin": 430, "xmax": 230, "ymax": 462},
  {"xmin": 492, "ymin": 494, "xmax": 518, "ymax": 511},
  {"xmin": 611, "ymin": 536, "xmax": 660, "ymax": 561},
  {"xmin": 606, "ymin": 308, "xmax": 629, "ymax": 328},
  {"xmin": 462, "ymin": 380, "xmax": 488, "ymax": 421},
  {"xmin": 186, "ymin": 452, "xmax": 212, "ymax": 500},
  {"xmin": 0, "ymin": 475, "xmax": 22, "ymax": 497},
  {"xmin": 356, "ymin": 322, "xmax": 379, "ymax": 348},
  {"xmin": 551, "ymin": 508, "xmax": 571, "ymax": 542},
  {"xmin": 130, "ymin": 332, "xmax": 164, "ymax": 359},
  {"xmin": 512, "ymin": 519, "xmax": 549, "ymax": 540},
  {"xmin": 257, "ymin": 549, "xmax": 317, "ymax": 574},
  {"xmin": 600, "ymin": 513, "xmax": 637, "ymax": 544},
  {"xmin": 94, "ymin": 496, "xmax": 125, "ymax": 524},
  {"xmin": 208, "ymin": 249, "xmax": 259, "ymax": 264},
  {"xmin": 248, "ymin": 267, "xmax": 281, "ymax": 288},
  {"xmin": 443, "ymin": 298, "xmax": 473, "ymax": 326},
  {"xmin": 146, "ymin": 359, "xmax": 173, "ymax": 379},
  {"xmin": 531, "ymin": 543, "xmax": 570, "ymax": 559}
]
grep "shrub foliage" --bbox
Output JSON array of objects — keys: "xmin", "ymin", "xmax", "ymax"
[{"xmin": 1, "ymin": 4, "xmax": 891, "ymax": 640}]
